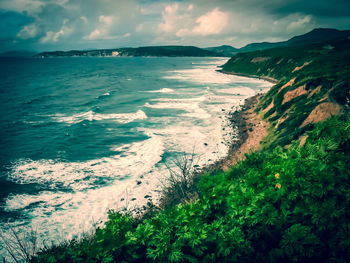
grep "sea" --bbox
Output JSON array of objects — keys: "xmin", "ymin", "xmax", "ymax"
[{"xmin": 0, "ymin": 56, "xmax": 272, "ymax": 256}]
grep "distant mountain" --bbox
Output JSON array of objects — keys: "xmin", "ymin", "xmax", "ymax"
[
  {"xmin": 33, "ymin": 28, "xmax": 350, "ymax": 58},
  {"xmin": 34, "ymin": 46, "xmax": 223, "ymax": 58},
  {"xmin": 203, "ymin": 45, "xmax": 239, "ymax": 56},
  {"xmin": 239, "ymin": 28, "xmax": 350, "ymax": 52},
  {"xmin": 0, "ymin": 50, "xmax": 36, "ymax": 57},
  {"xmin": 238, "ymin": 42, "xmax": 283, "ymax": 53},
  {"xmin": 287, "ymin": 28, "xmax": 350, "ymax": 45}
]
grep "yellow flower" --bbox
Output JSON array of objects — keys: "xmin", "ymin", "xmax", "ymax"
[
  {"xmin": 275, "ymin": 173, "xmax": 280, "ymax": 179},
  {"xmin": 275, "ymin": 183, "xmax": 281, "ymax": 189}
]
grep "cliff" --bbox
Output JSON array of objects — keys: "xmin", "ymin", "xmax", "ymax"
[{"xmin": 222, "ymin": 38, "xmax": 350, "ymax": 147}]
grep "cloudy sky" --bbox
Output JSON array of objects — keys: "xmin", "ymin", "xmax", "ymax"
[{"xmin": 1, "ymin": 0, "xmax": 350, "ymax": 52}]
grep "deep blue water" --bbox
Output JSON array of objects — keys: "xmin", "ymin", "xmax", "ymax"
[{"xmin": 0, "ymin": 56, "xmax": 272, "ymax": 254}]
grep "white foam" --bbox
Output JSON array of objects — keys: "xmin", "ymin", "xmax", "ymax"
[
  {"xmin": 217, "ymin": 87, "xmax": 256, "ymax": 96},
  {"xmin": 147, "ymin": 88, "xmax": 174, "ymax": 93},
  {"xmin": 53, "ymin": 110, "xmax": 147, "ymax": 124},
  {"xmin": 5, "ymin": 191, "xmax": 72, "ymax": 211},
  {"xmin": 145, "ymin": 96, "xmax": 211, "ymax": 119},
  {"xmin": 138, "ymin": 113, "xmax": 233, "ymax": 168},
  {"xmin": 151, "ymin": 96, "xmax": 206, "ymax": 103},
  {"xmin": 7, "ymin": 135, "xmax": 164, "ymax": 192},
  {"xmin": 164, "ymin": 68, "xmax": 234, "ymax": 84},
  {"xmin": 163, "ymin": 60, "xmax": 274, "ymax": 89},
  {"xmin": 3, "ymin": 133, "xmax": 165, "ymax": 250},
  {"xmin": 191, "ymin": 59, "xmax": 228, "ymax": 66}
]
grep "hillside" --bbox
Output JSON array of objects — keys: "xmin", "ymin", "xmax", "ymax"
[
  {"xmin": 204, "ymin": 45, "xmax": 239, "ymax": 57},
  {"xmin": 14, "ymin": 38, "xmax": 350, "ymax": 263},
  {"xmin": 222, "ymin": 38, "xmax": 350, "ymax": 147},
  {"xmin": 34, "ymin": 46, "xmax": 222, "ymax": 58},
  {"xmin": 239, "ymin": 28, "xmax": 350, "ymax": 52}
]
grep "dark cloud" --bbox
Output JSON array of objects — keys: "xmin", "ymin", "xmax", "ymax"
[
  {"xmin": 0, "ymin": 0, "xmax": 349, "ymax": 52},
  {"xmin": 265, "ymin": 0, "xmax": 350, "ymax": 18},
  {"xmin": 0, "ymin": 10, "xmax": 33, "ymax": 39}
]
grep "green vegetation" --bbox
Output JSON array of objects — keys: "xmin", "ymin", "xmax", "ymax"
[
  {"xmin": 223, "ymin": 38, "xmax": 350, "ymax": 148},
  {"xmin": 35, "ymin": 46, "xmax": 222, "ymax": 58},
  {"xmin": 222, "ymin": 39, "xmax": 350, "ymax": 83},
  {"xmin": 238, "ymin": 28, "xmax": 350, "ymax": 52},
  {"xmin": 26, "ymin": 35, "xmax": 350, "ymax": 263},
  {"xmin": 31, "ymin": 114, "xmax": 350, "ymax": 263},
  {"xmin": 204, "ymin": 45, "xmax": 239, "ymax": 57}
]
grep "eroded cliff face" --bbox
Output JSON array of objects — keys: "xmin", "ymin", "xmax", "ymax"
[
  {"xmin": 222, "ymin": 38, "xmax": 350, "ymax": 147},
  {"xmin": 257, "ymin": 76, "xmax": 345, "ymax": 147}
]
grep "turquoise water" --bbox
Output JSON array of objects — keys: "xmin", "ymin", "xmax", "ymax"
[{"xmin": 0, "ymin": 56, "xmax": 272, "ymax": 250}]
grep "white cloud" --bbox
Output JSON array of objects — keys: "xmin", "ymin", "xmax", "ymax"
[
  {"xmin": 158, "ymin": 3, "xmax": 179, "ymax": 33},
  {"xmin": 40, "ymin": 25, "xmax": 73, "ymax": 43},
  {"xmin": 84, "ymin": 15, "xmax": 116, "ymax": 40},
  {"xmin": 99, "ymin": 15, "xmax": 113, "ymax": 27},
  {"xmin": 157, "ymin": 5, "xmax": 229, "ymax": 39},
  {"xmin": 192, "ymin": 8, "xmax": 228, "ymax": 36},
  {"xmin": 136, "ymin": 24, "xmax": 144, "ymax": 32},
  {"xmin": 86, "ymin": 29, "xmax": 100, "ymax": 40},
  {"xmin": 17, "ymin": 24, "xmax": 38, "ymax": 39},
  {"xmin": 157, "ymin": 2, "xmax": 199, "ymax": 38},
  {"xmin": 287, "ymin": 15, "xmax": 313, "ymax": 32},
  {"xmin": 176, "ymin": 28, "xmax": 191, "ymax": 37},
  {"xmin": 80, "ymin": 16, "xmax": 88, "ymax": 24},
  {"xmin": 40, "ymin": 31, "xmax": 54, "ymax": 43}
]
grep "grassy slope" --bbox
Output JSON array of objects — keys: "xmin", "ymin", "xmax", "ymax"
[
  {"xmin": 223, "ymin": 38, "xmax": 350, "ymax": 148},
  {"xmin": 31, "ymin": 40, "xmax": 350, "ymax": 263}
]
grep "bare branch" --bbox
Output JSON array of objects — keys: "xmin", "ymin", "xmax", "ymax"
[
  {"xmin": 0, "ymin": 224, "xmax": 40, "ymax": 263},
  {"xmin": 160, "ymin": 149, "xmax": 201, "ymax": 207}
]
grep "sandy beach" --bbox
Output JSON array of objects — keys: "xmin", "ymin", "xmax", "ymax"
[{"xmin": 217, "ymin": 69, "xmax": 279, "ymax": 84}]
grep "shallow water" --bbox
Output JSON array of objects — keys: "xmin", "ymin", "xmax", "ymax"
[{"xmin": 0, "ymin": 56, "xmax": 272, "ymax": 256}]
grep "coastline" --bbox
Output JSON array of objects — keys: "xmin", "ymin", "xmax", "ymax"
[
  {"xmin": 203, "ymin": 93, "xmax": 269, "ymax": 173},
  {"xmin": 204, "ymin": 70, "xmax": 278, "ymax": 173},
  {"xmin": 217, "ymin": 69, "xmax": 279, "ymax": 84},
  {"xmin": 222, "ymin": 94, "xmax": 268, "ymax": 169},
  {"xmin": 159, "ymin": 74, "xmax": 275, "ymax": 209}
]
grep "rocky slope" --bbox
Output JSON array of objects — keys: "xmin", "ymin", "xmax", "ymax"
[{"xmin": 222, "ymin": 38, "xmax": 350, "ymax": 147}]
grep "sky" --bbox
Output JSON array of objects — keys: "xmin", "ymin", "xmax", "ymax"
[{"xmin": 0, "ymin": 0, "xmax": 350, "ymax": 52}]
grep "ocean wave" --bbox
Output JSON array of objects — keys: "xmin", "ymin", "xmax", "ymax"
[
  {"xmin": 146, "ymin": 88, "xmax": 174, "ymax": 93},
  {"xmin": 216, "ymin": 87, "xmax": 256, "ymax": 96},
  {"xmin": 3, "ymin": 133, "xmax": 165, "ymax": 248},
  {"xmin": 95, "ymin": 92, "xmax": 111, "ymax": 99},
  {"xmin": 7, "ymin": 134, "xmax": 164, "ymax": 192},
  {"xmin": 164, "ymin": 68, "xmax": 234, "ymax": 84},
  {"xmin": 150, "ymin": 96, "xmax": 206, "ymax": 103},
  {"xmin": 53, "ymin": 110, "xmax": 147, "ymax": 124}
]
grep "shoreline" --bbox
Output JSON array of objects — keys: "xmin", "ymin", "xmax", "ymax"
[
  {"xmin": 203, "ymin": 69, "xmax": 278, "ymax": 173},
  {"xmin": 217, "ymin": 69, "xmax": 279, "ymax": 84},
  {"xmin": 223, "ymin": 94, "xmax": 268, "ymax": 169},
  {"xmin": 203, "ymin": 93, "xmax": 269, "ymax": 173},
  {"xmin": 159, "ymin": 74, "xmax": 275, "ymax": 209}
]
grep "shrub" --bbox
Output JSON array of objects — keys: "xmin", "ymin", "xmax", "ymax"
[{"xmin": 32, "ymin": 114, "xmax": 350, "ymax": 263}]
